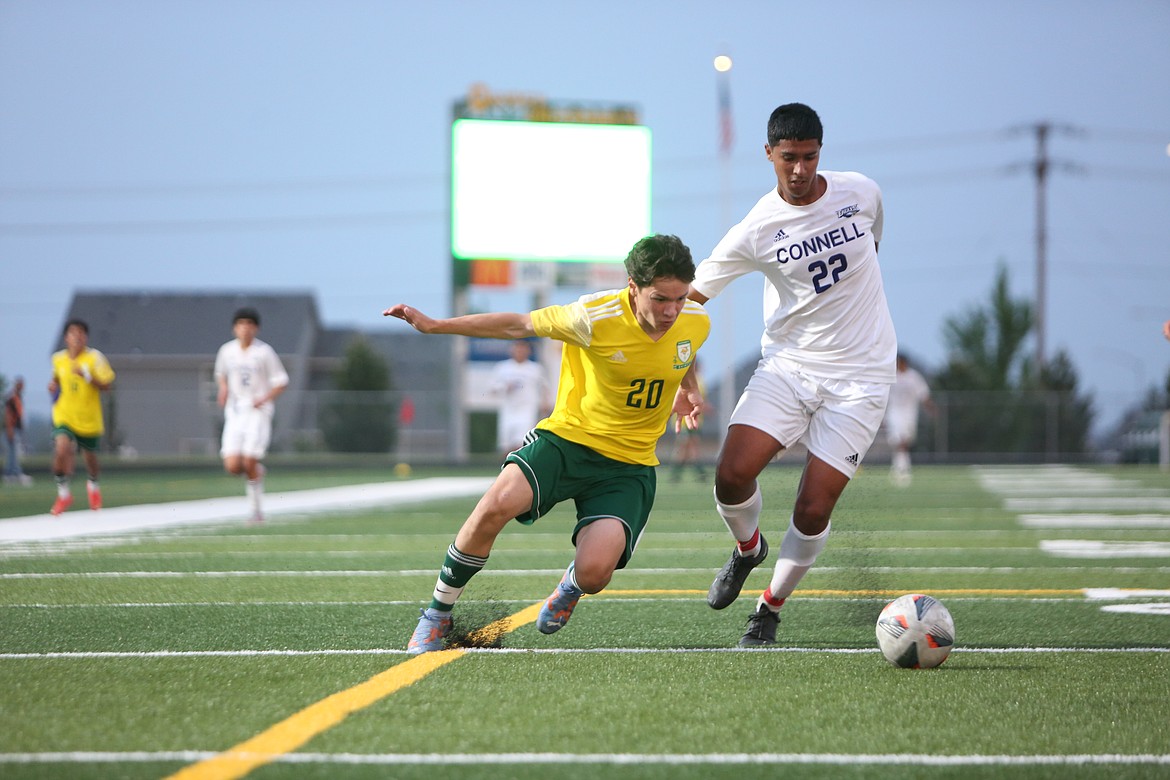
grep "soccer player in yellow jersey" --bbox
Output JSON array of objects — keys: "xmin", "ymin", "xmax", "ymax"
[
  {"xmin": 384, "ymin": 234, "xmax": 711, "ymax": 654},
  {"xmin": 48, "ymin": 319, "xmax": 116, "ymax": 515}
]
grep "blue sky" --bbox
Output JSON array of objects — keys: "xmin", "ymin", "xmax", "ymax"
[{"xmin": 2, "ymin": 1, "xmax": 1168, "ymax": 440}]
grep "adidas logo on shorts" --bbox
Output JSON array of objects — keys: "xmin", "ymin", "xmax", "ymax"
[{"xmin": 845, "ymin": 453, "xmax": 859, "ymax": 466}]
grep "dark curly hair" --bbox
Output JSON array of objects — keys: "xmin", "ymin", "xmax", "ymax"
[{"xmin": 623, "ymin": 234, "xmax": 695, "ymax": 288}]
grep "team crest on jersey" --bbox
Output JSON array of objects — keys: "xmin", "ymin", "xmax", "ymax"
[
  {"xmin": 837, "ymin": 204, "xmax": 860, "ymax": 219},
  {"xmin": 674, "ymin": 340, "xmax": 693, "ymax": 368},
  {"xmin": 772, "ymin": 229, "xmax": 789, "ymax": 242}
]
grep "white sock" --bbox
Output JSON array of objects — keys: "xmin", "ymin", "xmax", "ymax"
[
  {"xmin": 714, "ymin": 484, "xmax": 763, "ymax": 545},
  {"xmin": 431, "ymin": 579, "xmax": 464, "ymax": 608},
  {"xmin": 564, "ymin": 562, "xmax": 582, "ymax": 592},
  {"xmin": 892, "ymin": 451, "xmax": 911, "ymax": 473},
  {"xmin": 247, "ymin": 477, "xmax": 263, "ymax": 514},
  {"xmin": 766, "ymin": 519, "xmax": 831, "ymax": 602}
]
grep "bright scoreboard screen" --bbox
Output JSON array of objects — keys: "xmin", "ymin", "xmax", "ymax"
[{"xmin": 451, "ymin": 118, "xmax": 651, "ymax": 263}]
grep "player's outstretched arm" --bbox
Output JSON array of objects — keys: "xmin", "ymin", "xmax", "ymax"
[{"xmin": 383, "ymin": 304, "xmax": 535, "ymax": 340}]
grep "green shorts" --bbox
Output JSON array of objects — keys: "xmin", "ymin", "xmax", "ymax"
[
  {"xmin": 505, "ymin": 429, "xmax": 657, "ymax": 569},
  {"xmin": 52, "ymin": 425, "xmax": 101, "ymax": 452}
]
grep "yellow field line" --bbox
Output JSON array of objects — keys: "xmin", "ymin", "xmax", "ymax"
[
  {"xmin": 602, "ymin": 588, "xmax": 1085, "ymax": 597},
  {"xmin": 165, "ymin": 602, "xmax": 544, "ymax": 780},
  {"xmin": 163, "ymin": 585, "xmax": 1095, "ymax": 778}
]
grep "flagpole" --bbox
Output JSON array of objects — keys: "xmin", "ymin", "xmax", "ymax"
[{"xmin": 714, "ymin": 53, "xmax": 736, "ymax": 436}]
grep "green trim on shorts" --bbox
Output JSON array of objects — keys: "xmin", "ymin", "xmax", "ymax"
[
  {"xmin": 52, "ymin": 426, "xmax": 101, "ymax": 452},
  {"xmin": 504, "ymin": 429, "xmax": 657, "ymax": 569}
]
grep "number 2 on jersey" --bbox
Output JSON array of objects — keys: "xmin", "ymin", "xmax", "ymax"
[{"xmin": 809, "ymin": 253, "xmax": 848, "ymax": 294}]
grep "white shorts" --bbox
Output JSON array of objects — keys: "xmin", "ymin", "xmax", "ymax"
[
  {"xmin": 498, "ymin": 409, "xmax": 539, "ymax": 452},
  {"xmin": 729, "ymin": 356, "xmax": 891, "ymax": 478},
  {"xmin": 220, "ymin": 407, "xmax": 274, "ymax": 459},
  {"xmin": 884, "ymin": 410, "xmax": 919, "ymax": 446}
]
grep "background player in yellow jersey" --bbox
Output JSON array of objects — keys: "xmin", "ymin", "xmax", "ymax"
[
  {"xmin": 48, "ymin": 319, "xmax": 116, "ymax": 515},
  {"xmin": 384, "ymin": 234, "xmax": 710, "ymax": 654}
]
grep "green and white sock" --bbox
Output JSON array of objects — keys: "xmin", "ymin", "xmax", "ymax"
[{"xmin": 429, "ymin": 543, "xmax": 488, "ymax": 611}]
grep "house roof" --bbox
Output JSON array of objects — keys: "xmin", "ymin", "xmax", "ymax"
[
  {"xmin": 58, "ymin": 291, "xmax": 451, "ymax": 393},
  {"xmin": 56, "ymin": 291, "xmax": 318, "ymax": 356}
]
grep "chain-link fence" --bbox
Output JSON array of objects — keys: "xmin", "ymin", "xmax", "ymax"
[{"xmin": 19, "ymin": 388, "xmax": 1169, "ymax": 467}]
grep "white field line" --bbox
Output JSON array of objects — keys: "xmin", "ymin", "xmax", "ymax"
[
  {"xmin": 1084, "ymin": 588, "xmax": 1170, "ymax": 599},
  {"xmin": 975, "ymin": 467, "xmax": 1170, "ymax": 558},
  {"xmin": 0, "ymin": 546, "xmax": 1074, "ymax": 560},
  {"xmin": 0, "ymin": 528, "xmax": 1132, "ymax": 558},
  {"xmin": 975, "ymin": 479, "xmax": 1163, "ymax": 494},
  {"xmin": 3, "ymin": 646, "xmax": 1170, "ymax": 660},
  {"xmin": 6, "ymin": 564, "xmax": 1170, "ymax": 579},
  {"xmin": 1039, "ymin": 540, "xmax": 1170, "ymax": 558},
  {"xmin": 1020, "ymin": 514, "xmax": 1170, "ymax": 529},
  {"xmin": 990, "ymin": 485, "xmax": 1166, "ymax": 496},
  {"xmin": 1007, "ymin": 497, "xmax": 1170, "ymax": 511},
  {"xmin": 0, "ymin": 477, "xmax": 494, "ymax": 543},
  {"xmin": 1, "ymin": 751, "xmax": 1168, "ymax": 767},
  {"xmin": 1102, "ymin": 604, "xmax": 1170, "ymax": 615},
  {"xmin": 0, "ymin": 596, "xmax": 1104, "ymax": 609}
]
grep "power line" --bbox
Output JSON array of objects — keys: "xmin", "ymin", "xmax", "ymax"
[
  {"xmin": 0, "ymin": 173, "xmax": 444, "ymax": 200},
  {"xmin": 0, "ymin": 210, "xmax": 444, "ymax": 236}
]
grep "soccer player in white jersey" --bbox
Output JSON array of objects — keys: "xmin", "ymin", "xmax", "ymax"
[
  {"xmin": 688, "ymin": 102, "xmax": 898, "ymax": 646},
  {"xmin": 885, "ymin": 354, "xmax": 936, "ymax": 486},
  {"xmin": 214, "ymin": 307, "xmax": 289, "ymax": 523},
  {"xmin": 490, "ymin": 339, "xmax": 550, "ymax": 455},
  {"xmin": 385, "ymin": 234, "xmax": 710, "ymax": 654}
]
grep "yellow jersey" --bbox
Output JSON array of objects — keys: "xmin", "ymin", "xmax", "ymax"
[
  {"xmin": 51, "ymin": 347, "xmax": 115, "ymax": 437},
  {"xmin": 530, "ymin": 289, "xmax": 710, "ymax": 466}
]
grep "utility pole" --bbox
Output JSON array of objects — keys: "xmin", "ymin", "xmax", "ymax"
[
  {"xmin": 1032, "ymin": 122, "xmax": 1049, "ymax": 372},
  {"xmin": 1016, "ymin": 121, "xmax": 1079, "ymax": 374}
]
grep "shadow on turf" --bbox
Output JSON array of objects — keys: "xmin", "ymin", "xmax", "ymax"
[{"xmin": 444, "ymin": 597, "xmax": 514, "ymax": 651}]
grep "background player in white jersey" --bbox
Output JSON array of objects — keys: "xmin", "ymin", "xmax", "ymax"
[
  {"xmin": 385, "ymin": 234, "xmax": 710, "ymax": 654},
  {"xmin": 884, "ymin": 353, "xmax": 936, "ymax": 486},
  {"xmin": 214, "ymin": 307, "xmax": 289, "ymax": 523},
  {"xmin": 687, "ymin": 102, "xmax": 897, "ymax": 646},
  {"xmin": 490, "ymin": 339, "xmax": 550, "ymax": 455}
]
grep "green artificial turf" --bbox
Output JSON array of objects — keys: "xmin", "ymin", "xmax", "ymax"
[{"xmin": 1, "ymin": 464, "xmax": 1168, "ymax": 779}]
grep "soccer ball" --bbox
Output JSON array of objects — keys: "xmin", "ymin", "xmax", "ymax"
[{"xmin": 875, "ymin": 593, "xmax": 955, "ymax": 668}]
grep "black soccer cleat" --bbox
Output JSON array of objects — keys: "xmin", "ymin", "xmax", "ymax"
[
  {"xmin": 706, "ymin": 535, "xmax": 769, "ymax": 609},
  {"xmin": 738, "ymin": 603, "xmax": 780, "ymax": 647}
]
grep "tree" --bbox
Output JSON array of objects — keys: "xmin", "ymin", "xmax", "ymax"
[
  {"xmin": 931, "ymin": 264, "xmax": 1092, "ymax": 456},
  {"xmin": 1026, "ymin": 349, "xmax": 1094, "ymax": 455},
  {"xmin": 936, "ymin": 265, "xmax": 1033, "ymax": 391},
  {"xmin": 320, "ymin": 337, "xmax": 397, "ymax": 453}
]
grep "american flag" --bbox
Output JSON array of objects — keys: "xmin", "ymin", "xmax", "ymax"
[{"xmin": 717, "ymin": 75, "xmax": 733, "ymax": 156}]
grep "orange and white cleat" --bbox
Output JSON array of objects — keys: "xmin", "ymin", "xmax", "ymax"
[
  {"xmin": 87, "ymin": 483, "xmax": 102, "ymax": 511},
  {"xmin": 536, "ymin": 563, "xmax": 584, "ymax": 635},
  {"xmin": 50, "ymin": 495, "xmax": 73, "ymax": 516},
  {"xmin": 407, "ymin": 608, "xmax": 453, "ymax": 654}
]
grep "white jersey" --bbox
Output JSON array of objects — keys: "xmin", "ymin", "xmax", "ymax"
[
  {"xmin": 214, "ymin": 338, "xmax": 289, "ymax": 415},
  {"xmin": 887, "ymin": 366, "xmax": 930, "ymax": 420},
  {"xmin": 491, "ymin": 357, "xmax": 548, "ymax": 446},
  {"xmin": 693, "ymin": 170, "xmax": 897, "ymax": 383}
]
